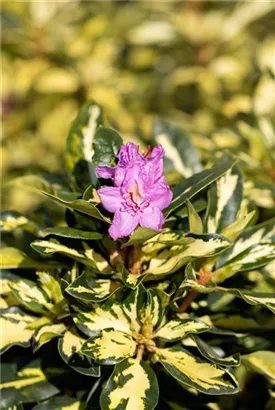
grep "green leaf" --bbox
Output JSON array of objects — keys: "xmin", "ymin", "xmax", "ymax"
[
  {"xmin": 153, "ymin": 118, "xmax": 202, "ymax": 178},
  {"xmin": 154, "ymin": 318, "xmax": 210, "ymax": 342},
  {"xmin": 186, "ymin": 200, "xmax": 203, "ymax": 234},
  {"xmin": 58, "ymin": 329, "xmax": 100, "ymax": 377},
  {"xmin": 65, "ymin": 101, "xmax": 106, "ymax": 190},
  {"xmin": 32, "ymin": 324, "xmax": 66, "ymax": 352},
  {"xmin": 165, "ymin": 154, "xmax": 236, "ymax": 215},
  {"xmin": 193, "ymin": 336, "xmax": 241, "ymax": 367},
  {"xmin": 31, "ymin": 239, "xmax": 111, "ymax": 271},
  {"xmin": 145, "ymin": 233, "xmax": 231, "ymax": 276},
  {"xmin": 100, "ymin": 358, "xmax": 159, "ymax": 410},
  {"xmin": 155, "ymin": 346, "xmax": 239, "ymax": 395},
  {"xmin": 242, "ymin": 351, "xmax": 275, "ymax": 381},
  {"xmin": 0, "ymin": 359, "xmax": 61, "ymax": 408},
  {"xmin": 39, "ymin": 227, "xmax": 103, "ymax": 240},
  {"xmin": 0, "ymin": 307, "xmax": 35, "ymax": 354},
  {"xmin": 205, "ymin": 165, "xmax": 243, "ymax": 233},
  {"xmin": 0, "ymin": 247, "xmax": 64, "ymax": 270},
  {"xmin": 9, "ymin": 279, "xmax": 50, "ymax": 314},
  {"xmin": 82, "ymin": 329, "xmax": 136, "ymax": 364},
  {"xmin": 32, "ymin": 396, "xmax": 85, "ymax": 410},
  {"xmin": 121, "ymin": 227, "xmax": 160, "ymax": 248},
  {"xmin": 92, "ymin": 126, "xmax": 123, "ymax": 167},
  {"xmin": 40, "ymin": 191, "xmax": 111, "ymax": 223},
  {"xmin": 66, "ymin": 274, "xmax": 115, "ymax": 302},
  {"xmin": 74, "ymin": 299, "xmax": 132, "ymax": 338}
]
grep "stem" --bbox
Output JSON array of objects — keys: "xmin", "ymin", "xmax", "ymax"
[
  {"xmin": 179, "ymin": 290, "xmax": 198, "ymax": 313},
  {"xmin": 136, "ymin": 344, "xmax": 144, "ymax": 361},
  {"xmin": 130, "ymin": 244, "xmax": 142, "ymax": 275}
]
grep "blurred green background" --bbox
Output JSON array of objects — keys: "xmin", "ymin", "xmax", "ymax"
[{"xmin": 2, "ymin": 0, "xmax": 275, "ymax": 212}]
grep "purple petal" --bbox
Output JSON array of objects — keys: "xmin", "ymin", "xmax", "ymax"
[
  {"xmin": 117, "ymin": 142, "xmax": 141, "ymax": 165},
  {"xmin": 114, "ymin": 165, "xmax": 127, "ymax": 187},
  {"xmin": 96, "ymin": 166, "xmax": 116, "ymax": 180},
  {"xmin": 145, "ymin": 145, "xmax": 165, "ymax": 183},
  {"xmin": 139, "ymin": 207, "xmax": 165, "ymax": 231},
  {"xmin": 147, "ymin": 176, "xmax": 173, "ymax": 210},
  {"xmin": 109, "ymin": 209, "xmax": 139, "ymax": 240},
  {"xmin": 97, "ymin": 187, "xmax": 122, "ymax": 213}
]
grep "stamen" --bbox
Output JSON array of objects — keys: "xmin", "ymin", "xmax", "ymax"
[{"xmin": 143, "ymin": 145, "xmax": 151, "ymax": 158}]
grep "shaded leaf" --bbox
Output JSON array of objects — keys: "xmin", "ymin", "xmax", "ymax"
[{"xmin": 92, "ymin": 126, "xmax": 122, "ymax": 167}]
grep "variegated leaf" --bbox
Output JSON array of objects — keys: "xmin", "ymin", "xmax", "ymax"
[
  {"xmin": 122, "ymin": 285, "xmax": 146, "ymax": 333},
  {"xmin": 0, "ymin": 359, "xmax": 61, "ymax": 408},
  {"xmin": 37, "ymin": 271, "xmax": 64, "ymax": 305},
  {"xmin": 66, "ymin": 274, "xmax": 114, "ymax": 302},
  {"xmin": 216, "ymin": 217, "xmax": 275, "ymax": 271},
  {"xmin": 155, "ymin": 346, "xmax": 239, "ymax": 395},
  {"xmin": 0, "ymin": 272, "xmax": 20, "ymax": 308},
  {"xmin": 73, "ymin": 299, "xmax": 131, "ymax": 337},
  {"xmin": 205, "ymin": 166, "xmax": 243, "ymax": 234},
  {"xmin": 0, "ymin": 211, "xmax": 37, "ymax": 234},
  {"xmin": 100, "ymin": 358, "xmax": 159, "ymax": 410},
  {"xmin": 0, "ymin": 247, "xmax": 63, "ymax": 270},
  {"xmin": 9, "ymin": 279, "xmax": 50, "ymax": 314},
  {"xmin": 153, "ymin": 117, "xmax": 202, "ymax": 178},
  {"xmin": 193, "ymin": 336, "xmax": 241, "ymax": 367},
  {"xmin": 58, "ymin": 329, "xmax": 100, "ymax": 377},
  {"xmin": 181, "ymin": 266, "xmax": 275, "ymax": 313},
  {"xmin": 39, "ymin": 227, "xmax": 103, "ymax": 240},
  {"xmin": 92, "ymin": 126, "xmax": 123, "ymax": 167},
  {"xmin": 65, "ymin": 101, "xmax": 106, "ymax": 190},
  {"xmin": 154, "ymin": 318, "xmax": 210, "ymax": 342},
  {"xmin": 119, "ymin": 265, "xmax": 147, "ymax": 289},
  {"xmin": 186, "ymin": 200, "xmax": 203, "ymax": 234},
  {"xmin": 41, "ymin": 191, "xmax": 110, "ymax": 223},
  {"xmin": 145, "ymin": 233, "xmax": 231, "ymax": 276},
  {"xmin": 242, "ymin": 351, "xmax": 275, "ymax": 381},
  {"xmin": 31, "ymin": 239, "xmax": 111, "ymax": 271},
  {"xmin": 82, "ymin": 329, "xmax": 136, "ymax": 364},
  {"xmin": 0, "ymin": 307, "xmax": 35, "ymax": 354},
  {"xmin": 165, "ymin": 154, "xmax": 236, "ymax": 215},
  {"xmin": 32, "ymin": 323, "xmax": 66, "ymax": 352},
  {"xmin": 32, "ymin": 396, "xmax": 84, "ymax": 410},
  {"xmin": 121, "ymin": 227, "xmax": 160, "ymax": 248},
  {"xmin": 212, "ymin": 242, "xmax": 275, "ymax": 283},
  {"xmin": 220, "ymin": 209, "xmax": 255, "ymax": 242}
]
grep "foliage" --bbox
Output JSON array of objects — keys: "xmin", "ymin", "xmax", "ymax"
[{"xmin": 1, "ymin": 101, "xmax": 275, "ymax": 410}]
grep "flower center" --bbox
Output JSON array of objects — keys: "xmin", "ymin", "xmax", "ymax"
[{"xmin": 123, "ymin": 180, "xmax": 149, "ymax": 211}]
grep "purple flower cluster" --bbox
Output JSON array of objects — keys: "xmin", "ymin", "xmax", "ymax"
[{"xmin": 96, "ymin": 143, "xmax": 173, "ymax": 240}]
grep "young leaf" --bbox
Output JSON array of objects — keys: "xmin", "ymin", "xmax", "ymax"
[
  {"xmin": 205, "ymin": 165, "xmax": 243, "ymax": 233},
  {"xmin": 0, "ymin": 307, "xmax": 35, "ymax": 354},
  {"xmin": 154, "ymin": 318, "xmax": 210, "ymax": 342},
  {"xmin": 82, "ymin": 329, "xmax": 136, "ymax": 364},
  {"xmin": 186, "ymin": 200, "xmax": 203, "ymax": 234},
  {"xmin": 153, "ymin": 118, "xmax": 202, "ymax": 178},
  {"xmin": 165, "ymin": 154, "xmax": 236, "ymax": 215},
  {"xmin": 92, "ymin": 126, "xmax": 123, "ymax": 167},
  {"xmin": 119, "ymin": 265, "xmax": 147, "ymax": 289},
  {"xmin": 155, "ymin": 346, "xmax": 239, "ymax": 395},
  {"xmin": 100, "ymin": 358, "xmax": 159, "ymax": 410},
  {"xmin": 65, "ymin": 101, "xmax": 106, "ymax": 190}
]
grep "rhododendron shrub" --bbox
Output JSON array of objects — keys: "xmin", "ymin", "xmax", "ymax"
[{"xmin": 1, "ymin": 102, "xmax": 275, "ymax": 410}]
